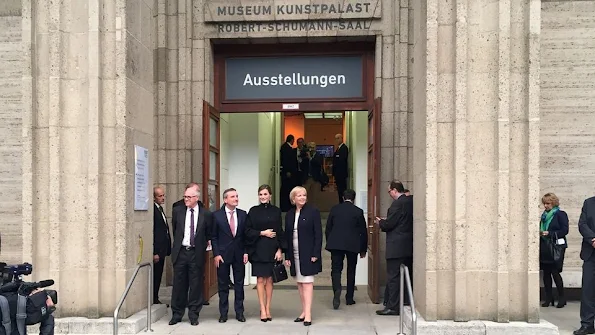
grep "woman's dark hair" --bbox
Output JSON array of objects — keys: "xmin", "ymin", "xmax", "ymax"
[{"xmin": 258, "ymin": 184, "xmax": 272, "ymax": 194}]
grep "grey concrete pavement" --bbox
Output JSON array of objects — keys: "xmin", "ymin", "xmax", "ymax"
[{"xmin": 541, "ymin": 301, "xmax": 581, "ymax": 335}]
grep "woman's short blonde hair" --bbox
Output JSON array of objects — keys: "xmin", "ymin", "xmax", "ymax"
[
  {"xmin": 542, "ymin": 193, "xmax": 560, "ymax": 207},
  {"xmin": 289, "ymin": 186, "xmax": 307, "ymax": 205}
]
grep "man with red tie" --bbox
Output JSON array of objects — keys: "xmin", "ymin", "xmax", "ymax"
[{"xmin": 211, "ymin": 188, "xmax": 249, "ymax": 323}]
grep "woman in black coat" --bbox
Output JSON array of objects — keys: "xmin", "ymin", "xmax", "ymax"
[
  {"xmin": 284, "ymin": 186, "xmax": 322, "ymax": 327},
  {"xmin": 539, "ymin": 192, "xmax": 569, "ymax": 308},
  {"xmin": 245, "ymin": 185, "xmax": 284, "ymax": 322}
]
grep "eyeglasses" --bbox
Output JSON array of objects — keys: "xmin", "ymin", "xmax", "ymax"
[{"xmin": 183, "ymin": 195, "xmax": 197, "ymax": 199}]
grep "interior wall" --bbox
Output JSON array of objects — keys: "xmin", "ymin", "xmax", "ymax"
[
  {"xmin": 284, "ymin": 114, "xmax": 305, "ymax": 141},
  {"xmin": 345, "ymin": 111, "xmax": 370, "ymax": 285},
  {"xmin": 305, "ymin": 118, "xmax": 343, "ymax": 145},
  {"xmin": 258, "ymin": 113, "xmax": 275, "ymax": 188}
]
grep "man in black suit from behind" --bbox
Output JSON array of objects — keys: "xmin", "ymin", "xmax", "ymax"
[
  {"xmin": 574, "ymin": 196, "xmax": 595, "ymax": 335},
  {"xmin": 332, "ymin": 134, "xmax": 349, "ymax": 204},
  {"xmin": 211, "ymin": 188, "xmax": 249, "ymax": 323},
  {"xmin": 169, "ymin": 183, "xmax": 213, "ymax": 326},
  {"xmin": 153, "ymin": 186, "xmax": 172, "ymax": 304},
  {"xmin": 375, "ymin": 180, "xmax": 413, "ymax": 316},
  {"xmin": 325, "ymin": 189, "xmax": 367, "ymax": 309}
]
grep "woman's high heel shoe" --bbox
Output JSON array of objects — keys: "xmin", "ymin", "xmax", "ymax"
[
  {"xmin": 267, "ymin": 317, "xmax": 272, "ymax": 321},
  {"xmin": 557, "ymin": 297, "xmax": 567, "ymax": 308},
  {"xmin": 541, "ymin": 299, "xmax": 554, "ymax": 307},
  {"xmin": 294, "ymin": 317, "xmax": 305, "ymax": 322},
  {"xmin": 304, "ymin": 321, "xmax": 312, "ymax": 326}
]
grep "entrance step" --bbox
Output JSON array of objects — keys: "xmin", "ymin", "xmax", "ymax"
[{"xmin": 27, "ymin": 304, "xmax": 167, "ymax": 334}]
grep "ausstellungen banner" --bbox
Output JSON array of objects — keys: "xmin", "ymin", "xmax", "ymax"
[{"xmin": 224, "ymin": 55, "xmax": 364, "ymax": 100}]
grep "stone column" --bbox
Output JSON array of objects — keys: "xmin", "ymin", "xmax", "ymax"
[
  {"xmin": 412, "ymin": 0, "xmax": 542, "ymax": 325},
  {"xmin": 22, "ymin": 0, "xmax": 155, "ymax": 317}
]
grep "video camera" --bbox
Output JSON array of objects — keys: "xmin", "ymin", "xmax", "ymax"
[{"xmin": 0, "ymin": 262, "xmax": 57, "ymax": 303}]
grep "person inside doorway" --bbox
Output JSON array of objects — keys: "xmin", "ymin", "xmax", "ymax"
[
  {"xmin": 303, "ymin": 142, "xmax": 324, "ymax": 205},
  {"xmin": 332, "ymin": 134, "xmax": 349, "ymax": 204},
  {"xmin": 375, "ymin": 180, "xmax": 413, "ymax": 316},
  {"xmin": 280, "ymin": 135, "xmax": 298, "ymax": 212},
  {"xmin": 296, "ymin": 137, "xmax": 308, "ymax": 186}
]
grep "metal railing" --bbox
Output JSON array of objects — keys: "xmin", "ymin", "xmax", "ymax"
[
  {"xmin": 397, "ymin": 264, "xmax": 417, "ymax": 335},
  {"xmin": 113, "ymin": 262, "xmax": 153, "ymax": 334}
]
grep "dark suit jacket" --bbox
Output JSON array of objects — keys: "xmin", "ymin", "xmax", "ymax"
[
  {"xmin": 332, "ymin": 143, "xmax": 349, "ymax": 180},
  {"xmin": 379, "ymin": 194, "xmax": 413, "ymax": 259},
  {"xmin": 280, "ymin": 142, "xmax": 297, "ymax": 175},
  {"xmin": 579, "ymin": 197, "xmax": 595, "ymax": 261},
  {"xmin": 284, "ymin": 204, "xmax": 323, "ymax": 277},
  {"xmin": 303, "ymin": 152, "xmax": 324, "ymax": 183},
  {"xmin": 153, "ymin": 203, "xmax": 172, "ymax": 258},
  {"xmin": 170, "ymin": 205, "xmax": 212, "ymax": 266},
  {"xmin": 172, "ymin": 199, "xmax": 204, "ymax": 235},
  {"xmin": 539, "ymin": 209, "xmax": 569, "ymax": 265},
  {"xmin": 325, "ymin": 201, "xmax": 367, "ymax": 254},
  {"xmin": 211, "ymin": 206, "xmax": 248, "ymax": 263}
]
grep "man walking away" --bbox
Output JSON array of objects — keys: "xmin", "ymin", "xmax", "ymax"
[{"xmin": 325, "ymin": 189, "xmax": 367, "ymax": 309}]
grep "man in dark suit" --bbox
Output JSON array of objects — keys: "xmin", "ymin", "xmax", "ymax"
[
  {"xmin": 280, "ymin": 135, "xmax": 297, "ymax": 212},
  {"xmin": 153, "ymin": 186, "xmax": 172, "ymax": 304},
  {"xmin": 332, "ymin": 134, "xmax": 349, "ymax": 204},
  {"xmin": 375, "ymin": 180, "xmax": 413, "ymax": 316},
  {"xmin": 169, "ymin": 183, "xmax": 212, "ymax": 326},
  {"xmin": 325, "ymin": 189, "xmax": 367, "ymax": 309},
  {"xmin": 296, "ymin": 137, "xmax": 308, "ymax": 185},
  {"xmin": 211, "ymin": 188, "xmax": 249, "ymax": 323},
  {"xmin": 303, "ymin": 141, "xmax": 325, "ymax": 201},
  {"xmin": 575, "ymin": 196, "xmax": 595, "ymax": 335}
]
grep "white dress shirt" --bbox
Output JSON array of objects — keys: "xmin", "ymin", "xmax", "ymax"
[
  {"xmin": 226, "ymin": 206, "xmax": 238, "ymax": 236},
  {"xmin": 182, "ymin": 204, "xmax": 200, "ymax": 247},
  {"xmin": 155, "ymin": 203, "xmax": 167, "ymax": 224}
]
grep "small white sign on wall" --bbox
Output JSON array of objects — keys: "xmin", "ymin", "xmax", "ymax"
[
  {"xmin": 282, "ymin": 103, "xmax": 299, "ymax": 110},
  {"xmin": 134, "ymin": 145, "xmax": 150, "ymax": 211}
]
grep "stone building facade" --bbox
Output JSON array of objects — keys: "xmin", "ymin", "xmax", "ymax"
[{"xmin": 0, "ymin": 0, "xmax": 594, "ymax": 333}]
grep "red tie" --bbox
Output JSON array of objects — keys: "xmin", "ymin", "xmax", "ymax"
[{"xmin": 229, "ymin": 210, "xmax": 236, "ymax": 237}]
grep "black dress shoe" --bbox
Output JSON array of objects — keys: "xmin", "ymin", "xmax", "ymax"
[
  {"xmin": 236, "ymin": 314, "xmax": 246, "ymax": 322},
  {"xmin": 168, "ymin": 318, "xmax": 181, "ymax": 325},
  {"xmin": 294, "ymin": 317, "xmax": 305, "ymax": 322},
  {"xmin": 574, "ymin": 326, "xmax": 595, "ymax": 335},
  {"xmin": 219, "ymin": 316, "xmax": 228, "ymax": 323},
  {"xmin": 304, "ymin": 321, "xmax": 312, "ymax": 326},
  {"xmin": 190, "ymin": 320, "xmax": 199, "ymax": 326},
  {"xmin": 376, "ymin": 308, "xmax": 399, "ymax": 316},
  {"xmin": 203, "ymin": 301, "xmax": 210, "ymax": 306},
  {"xmin": 346, "ymin": 300, "xmax": 356, "ymax": 305},
  {"xmin": 333, "ymin": 289, "xmax": 341, "ymax": 309},
  {"xmin": 154, "ymin": 299, "xmax": 162, "ymax": 304}
]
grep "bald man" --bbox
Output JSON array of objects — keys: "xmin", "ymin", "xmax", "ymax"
[{"xmin": 332, "ymin": 134, "xmax": 349, "ymax": 204}]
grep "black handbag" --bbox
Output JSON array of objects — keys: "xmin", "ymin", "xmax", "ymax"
[
  {"xmin": 543, "ymin": 233, "xmax": 566, "ymax": 272},
  {"xmin": 272, "ymin": 261, "xmax": 288, "ymax": 283}
]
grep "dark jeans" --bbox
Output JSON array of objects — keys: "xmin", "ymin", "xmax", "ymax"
[
  {"xmin": 386, "ymin": 257, "xmax": 413, "ymax": 310},
  {"xmin": 581, "ymin": 257, "xmax": 595, "ymax": 328},
  {"xmin": 39, "ymin": 315, "xmax": 54, "ymax": 335},
  {"xmin": 330, "ymin": 250, "xmax": 358, "ymax": 301},
  {"xmin": 171, "ymin": 248, "xmax": 204, "ymax": 321}
]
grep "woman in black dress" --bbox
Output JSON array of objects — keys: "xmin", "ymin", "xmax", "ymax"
[{"xmin": 245, "ymin": 184, "xmax": 284, "ymax": 322}]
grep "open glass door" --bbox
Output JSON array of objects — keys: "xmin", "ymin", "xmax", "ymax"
[
  {"xmin": 202, "ymin": 100, "xmax": 220, "ymax": 301},
  {"xmin": 367, "ymin": 98, "xmax": 381, "ymax": 303}
]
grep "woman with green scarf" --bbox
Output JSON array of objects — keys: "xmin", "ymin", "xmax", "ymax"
[{"xmin": 539, "ymin": 192, "xmax": 569, "ymax": 308}]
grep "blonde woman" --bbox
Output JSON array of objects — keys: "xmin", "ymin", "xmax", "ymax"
[
  {"xmin": 539, "ymin": 193, "xmax": 569, "ymax": 308},
  {"xmin": 284, "ymin": 186, "xmax": 322, "ymax": 326}
]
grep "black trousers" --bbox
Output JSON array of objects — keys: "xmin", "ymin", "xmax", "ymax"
[
  {"xmin": 386, "ymin": 257, "xmax": 413, "ymax": 310},
  {"xmin": 39, "ymin": 314, "xmax": 54, "ymax": 335},
  {"xmin": 171, "ymin": 248, "xmax": 204, "ymax": 321},
  {"xmin": 542, "ymin": 263, "xmax": 564, "ymax": 300},
  {"xmin": 217, "ymin": 256, "xmax": 245, "ymax": 316},
  {"xmin": 153, "ymin": 256, "xmax": 165, "ymax": 301},
  {"xmin": 335, "ymin": 178, "xmax": 347, "ymax": 203},
  {"xmin": 330, "ymin": 250, "xmax": 358, "ymax": 301},
  {"xmin": 280, "ymin": 174, "xmax": 294, "ymax": 212},
  {"xmin": 581, "ymin": 256, "xmax": 595, "ymax": 328}
]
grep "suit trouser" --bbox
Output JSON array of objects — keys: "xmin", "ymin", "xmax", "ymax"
[
  {"xmin": 580, "ymin": 255, "xmax": 595, "ymax": 327},
  {"xmin": 280, "ymin": 174, "xmax": 294, "ymax": 212},
  {"xmin": 386, "ymin": 257, "xmax": 413, "ymax": 310},
  {"xmin": 153, "ymin": 256, "xmax": 165, "ymax": 301},
  {"xmin": 335, "ymin": 178, "xmax": 347, "ymax": 203},
  {"xmin": 171, "ymin": 248, "xmax": 204, "ymax": 321},
  {"xmin": 330, "ymin": 250, "xmax": 358, "ymax": 301},
  {"xmin": 217, "ymin": 256, "xmax": 245, "ymax": 316}
]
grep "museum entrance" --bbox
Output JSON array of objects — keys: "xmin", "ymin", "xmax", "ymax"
[{"xmin": 201, "ymin": 41, "xmax": 382, "ymax": 303}]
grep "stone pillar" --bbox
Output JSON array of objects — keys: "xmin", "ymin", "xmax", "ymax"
[
  {"xmin": 412, "ymin": 0, "xmax": 542, "ymax": 325},
  {"xmin": 22, "ymin": 0, "xmax": 156, "ymax": 317}
]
